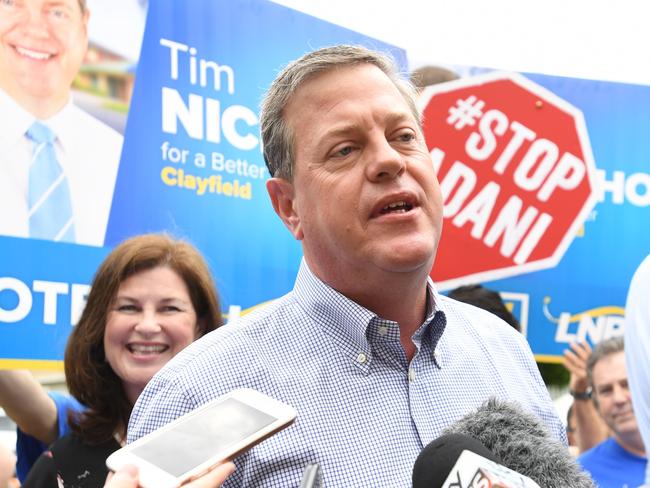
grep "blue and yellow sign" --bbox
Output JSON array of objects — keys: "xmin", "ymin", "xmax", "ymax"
[{"xmin": 1, "ymin": 1, "xmax": 648, "ymax": 367}]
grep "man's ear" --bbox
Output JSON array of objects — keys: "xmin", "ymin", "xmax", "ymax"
[
  {"xmin": 266, "ymin": 178, "xmax": 303, "ymax": 240},
  {"xmin": 81, "ymin": 7, "xmax": 90, "ymax": 51},
  {"xmin": 82, "ymin": 7, "xmax": 90, "ymax": 34}
]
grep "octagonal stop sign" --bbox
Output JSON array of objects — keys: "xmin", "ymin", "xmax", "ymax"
[{"xmin": 420, "ymin": 72, "xmax": 597, "ymax": 289}]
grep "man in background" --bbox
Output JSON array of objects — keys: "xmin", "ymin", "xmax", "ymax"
[
  {"xmin": 578, "ymin": 337, "xmax": 646, "ymax": 487},
  {"xmin": 563, "ymin": 340, "xmax": 610, "ymax": 454},
  {"xmin": 0, "ymin": 0, "xmax": 122, "ymax": 246},
  {"xmin": 447, "ymin": 284, "xmax": 520, "ymax": 332},
  {"xmin": 409, "ymin": 64, "xmax": 459, "ymax": 92}
]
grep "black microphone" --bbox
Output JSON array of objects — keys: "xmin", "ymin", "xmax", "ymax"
[
  {"xmin": 442, "ymin": 398, "xmax": 595, "ymax": 488},
  {"xmin": 412, "ymin": 433, "xmax": 541, "ymax": 488}
]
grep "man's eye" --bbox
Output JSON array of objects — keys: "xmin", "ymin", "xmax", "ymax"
[
  {"xmin": 397, "ymin": 132, "xmax": 415, "ymax": 142},
  {"xmin": 48, "ymin": 7, "xmax": 68, "ymax": 19},
  {"xmin": 1, "ymin": 0, "xmax": 16, "ymax": 7},
  {"xmin": 335, "ymin": 146, "xmax": 353, "ymax": 157}
]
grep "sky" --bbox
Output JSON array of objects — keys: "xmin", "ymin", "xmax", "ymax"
[
  {"xmin": 86, "ymin": 0, "xmax": 146, "ymax": 61},
  {"xmin": 272, "ymin": 0, "xmax": 650, "ymax": 86},
  {"xmin": 83, "ymin": 0, "xmax": 650, "ymax": 86}
]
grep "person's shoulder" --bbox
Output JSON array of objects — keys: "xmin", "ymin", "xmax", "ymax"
[
  {"xmin": 128, "ymin": 297, "xmax": 299, "ymax": 441},
  {"xmin": 154, "ymin": 295, "xmax": 298, "ymax": 381},
  {"xmin": 35, "ymin": 432, "xmax": 87, "ymax": 464},
  {"xmin": 578, "ymin": 438, "xmax": 611, "ymax": 464},
  {"xmin": 47, "ymin": 391, "xmax": 84, "ymax": 412},
  {"xmin": 638, "ymin": 254, "xmax": 650, "ymax": 271},
  {"xmin": 631, "ymin": 254, "xmax": 650, "ymax": 283},
  {"xmin": 438, "ymin": 294, "xmax": 538, "ymax": 373},
  {"xmin": 46, "ymin": 432, "xmax": 82, "ymax": 453},
  {"xmin": 50, "ymin": 432, "xmax": 119, "ymax": 459},
  {"xmin": 46, "ymin": 391, "xmax": 84, "ymax": 437},
  {"xmin": 34, "ymin": 433, "xmax": 117, "ymax": 484}
]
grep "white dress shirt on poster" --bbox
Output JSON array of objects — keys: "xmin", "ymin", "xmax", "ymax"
[{"xmin": 0, "ymin": 88, "xmax": 123, "ymax": 247}]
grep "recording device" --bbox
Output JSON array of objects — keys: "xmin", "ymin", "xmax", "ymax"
[
  {"xmin": 442, "ymin": 398, "xmax": 595, "ymax": 488},
  {"xmin": 106, "ymin": 388, "xmax": 296, "ymax": 488},
  {"xmin": 412, "ymin": 433, "xmax": 540, "ymax": 488}
]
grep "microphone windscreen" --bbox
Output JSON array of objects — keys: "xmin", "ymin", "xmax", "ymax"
[
  {"xmin": 443, "ymin": 398, "xmax": 595, "ymax": 488},
  {"xmin": 412, "ymin": 433, "xmax": 500, "ymax": 488}
]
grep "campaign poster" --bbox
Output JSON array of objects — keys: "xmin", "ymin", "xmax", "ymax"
[
  {"xmin": 3, "ymin": 0, "xmax": 647, "ymax": 368},
  {"xmin": 491, "ymin": 72, "xmax": 650, "ymax": 361},
  {"xmin": 0, "ymin": 0, "xmax": 406, "ymax": 368},
  {"xmin": 415, "ymin": 61, "xmax": 650, "ymax": 360},
  {"xmin": 0, "ymin": 0, "xmax": 145, "ymax": 368}
]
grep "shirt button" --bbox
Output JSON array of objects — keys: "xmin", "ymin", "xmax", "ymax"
[
  {"xmin": 357, "ymin": 352, "xmax": 368, "ymax": 364},
  {"xmin": 378, "ymin": 326, "xmax": 388, "ymax": 336},
  {"xmin": 408, "ymin": 368, "xmax": 416, "ymax": 382}
]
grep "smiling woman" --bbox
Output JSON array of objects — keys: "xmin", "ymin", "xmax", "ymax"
[
  {"xmin": 10, "ymin": 234, "xmax": 224, "ymax": 487},
  {"xmin": 104, "ymin": 266, "xmax": 200, "ymax": 406}
]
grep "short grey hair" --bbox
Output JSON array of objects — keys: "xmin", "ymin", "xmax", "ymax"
[
  {"xmin": 586, "ymin": 336, "xmax": 625, "ymax": 396},
  {"xmin": 259, "ymin": 45, "xmax": 420, "ymax": 180}
]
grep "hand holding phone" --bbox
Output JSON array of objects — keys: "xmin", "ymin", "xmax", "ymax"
[
  {"xmin": 105, "ymin": 462, "xmax": 236, "ymax": 488},
  {"xmin": 107, "ymin": 388, "xmax": 296, "ymax": 488}
]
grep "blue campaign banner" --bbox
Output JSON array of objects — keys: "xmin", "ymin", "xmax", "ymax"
[
  {"xmin": 0, "ymin": 0, "xmax": 407, "ymax": 368},
  {"xmin": 0, "ymin": 0, "xmax": 407, "ymax": 369},
  {"xmin": 2, "ymin": 0, "xmax": 646, "ymax": 368},
  {"xmin": 0, "ymin": 237, "xmax": 109, "ymax": 366},
  {"xmin": 105, "ymin": 0, "xmax": 406, "ymax": 316},
  {"xmin": 478, "ymin": 74, "xmax": 650, "ymax": 361}
]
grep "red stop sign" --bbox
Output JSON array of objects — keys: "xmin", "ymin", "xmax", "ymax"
[{"xmin": 420, "ymin": 72, "xmax": 597, "ymax": 288}]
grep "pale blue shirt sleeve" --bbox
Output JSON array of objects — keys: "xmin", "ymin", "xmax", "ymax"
[
  {"xmin": 624, "ymin": 254, "xmax": 650, "ymax": 486},
  {"xmin": 127, "ymin": 372, "xmax": 197, "ymax": 443}
]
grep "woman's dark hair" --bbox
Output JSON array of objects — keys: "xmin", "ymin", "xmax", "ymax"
[{"xmin": 65, "ymin": 234, "xmax": 223, "ymax": 443}]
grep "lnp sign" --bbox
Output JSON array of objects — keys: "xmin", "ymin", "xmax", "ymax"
[{"xmin": 421, "ymin": 72, "xmax": 598, "ymax": 289}]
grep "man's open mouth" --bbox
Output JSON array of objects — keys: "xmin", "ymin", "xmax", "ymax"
[{"xmin": 380, "ymin": 200, "xmax": 414, "ymax": 214}]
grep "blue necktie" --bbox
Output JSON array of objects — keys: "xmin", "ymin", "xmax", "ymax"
[{"xmin": 27, "ymin": 122, "xmax": 76, "ymax": 242}]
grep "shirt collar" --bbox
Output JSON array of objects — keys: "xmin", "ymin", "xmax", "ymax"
[
  {"xmin": 0, "ymin": 88, "xmax": 34, "ymax": 149},
  {"xmin": 0, "ymin": 88, "xmax": 75, "ymax": 153},
  {"xmin": 411, "ymin": 278, "xmax": 447, "ymax": 359},
  {"xmin": 293, "ymin": 259, "xmax": 447, "ymax": 363},
  {"xmin": 293, "ymin": 259, "xmax": 375, "ymax": 361},
  {"xmin": 44, "ymin": 97, "xmax": 76, "ymax": 154}
]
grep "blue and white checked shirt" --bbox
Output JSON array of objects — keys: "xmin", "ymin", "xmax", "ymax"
[{"xmin": 128, "ymin": 260, "xmax": 565, "ymax": 487}]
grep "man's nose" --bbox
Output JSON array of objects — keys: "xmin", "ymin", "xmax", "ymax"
[
  {"xmin": 366, "ymin": 138, "xmax": 406, "ymax": 182},
  {"xmin": 18, "ymin": 7, "xmax": 50, "ymax": 38},
  {"xmin": 612, "ymin": 383, "xmax": 630, "ymax": 404}
]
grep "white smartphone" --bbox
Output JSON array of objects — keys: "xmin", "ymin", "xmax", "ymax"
[{"xmin": 106, "ymin": 388, "xmax": 296, "ymax": 488}]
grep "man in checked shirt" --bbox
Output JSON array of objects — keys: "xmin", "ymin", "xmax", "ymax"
[{"xmin": 128, "ymin": 45, "xmax": 566, "ymax": 487}]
